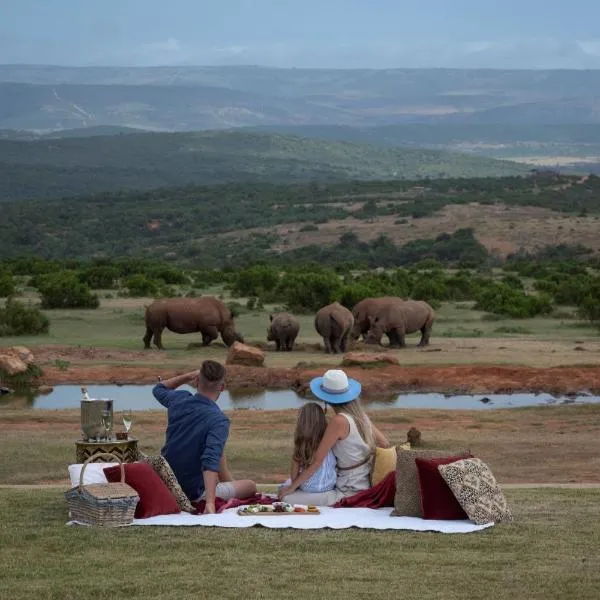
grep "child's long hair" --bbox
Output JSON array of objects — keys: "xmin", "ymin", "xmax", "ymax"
[{"xmin": 293, "ymin": 403, "xmax": 328, "ymax": 469}]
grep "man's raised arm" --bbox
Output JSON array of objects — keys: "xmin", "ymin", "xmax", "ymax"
[{"xmin": 152, "ymin": 370, "xmax": 199, "ymax": 408}]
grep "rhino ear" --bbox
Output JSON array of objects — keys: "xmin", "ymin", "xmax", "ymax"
[{"xmin": 269, "ymin": 314, "xmax": 274, "ymax": 322}]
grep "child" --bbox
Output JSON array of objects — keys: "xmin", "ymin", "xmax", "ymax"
[{"xmin": 281, "ymin": 403, "xmax": 337, "ymax": 494}]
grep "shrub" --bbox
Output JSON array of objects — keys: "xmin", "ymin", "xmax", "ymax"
[
  {"xmin": 299, "ymin": 224, "xmax": 319, "ymax": 232},
  {"xmin": 277, "ymin": 270, "xmax": 342, "ymax": 313},
  {"xmin": 125, "ymin": 274, "xmax": 161, "ymax": 298},
  {"xmin": 36, "ymin": 272, "xmax": 99, "ymax": 309},
  {"xmin": 475, "ymin": 284, "xmax": 552, "ymax": 318},
  {"xmin": 78, "ymin": 265, "xmax": 120, "ymax": 289},
  {"xmin": 0, "ymin": 298, "xmax": 49, "ymax": 336},
  {"xmin": 0, "ymin": 271, "xmax": 15, "ymax": 297}
]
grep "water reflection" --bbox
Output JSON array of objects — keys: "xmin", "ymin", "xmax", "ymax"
[{"xmin": 1, "ymin": 384, "xmax": 599, "ymax": 411}]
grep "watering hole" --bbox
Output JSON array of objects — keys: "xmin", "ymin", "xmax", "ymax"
[{"xmin": 1, "ymin": 385, "xmax": 600, "ymax": 411}]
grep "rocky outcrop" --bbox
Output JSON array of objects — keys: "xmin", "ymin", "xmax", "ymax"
[
  {"xmin": 0, "ymin": 346, "xmax": 39, "ymax": 379},
  {"xmin": 341, "ymin": 352, "xmax": 399, "ymax": 367},
  {"xmin": 226, "ymin": 342, "xmax": 265, "ymax": 367},
  {"xmin": 0, "ymin": 354, "xmax": 28, "ymax": 376}
]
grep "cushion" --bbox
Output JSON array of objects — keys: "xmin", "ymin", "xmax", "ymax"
[
  {"xmin": 140, "ymin": 454, "xmax": 194, "ymax": 513},
  {"xmin": 415, "ymin": 456, "xmax": 469, "ymax": 520},
  {"xmin": 371, "ymin": 446, "xmax": 398, "ymax": 487},
  {"xmin": 104, "ymin": 463, "xmax": 181, "ymax": 519},
  {"xmin": 438, "ymin": 458, "xmax": 513, "ymax": 525},
  {"xmin": 392, "ymin": 448, "xmax": 471, "ymax": 518},
  {"xmin": 68, "ymin": 463, "xmax": 119, "ymax": 487}
]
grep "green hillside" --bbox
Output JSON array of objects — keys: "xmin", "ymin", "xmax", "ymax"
[
  {"xmin": 0, "ymin": 130, "xmax": 528, "ymax": 200},
  {"xmin": 1, "ymin": 174, "xmax": 599, "ymax": 265}
]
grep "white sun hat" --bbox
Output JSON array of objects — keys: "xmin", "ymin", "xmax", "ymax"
[{"xmin": 309, "ymin": 369, "xmax": 362, "ymax": 405}]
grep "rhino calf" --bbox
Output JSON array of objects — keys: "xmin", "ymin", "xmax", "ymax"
[{"xmin": 267, "ymin": 312, "xmax": 300, "ymax": 351}]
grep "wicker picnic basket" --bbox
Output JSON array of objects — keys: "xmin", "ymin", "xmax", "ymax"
[{"xmin": 64, "ymin": 453, "xmax": 139, "ymax": 527}]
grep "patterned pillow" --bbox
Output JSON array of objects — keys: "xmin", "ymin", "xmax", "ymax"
[
  {"xmin": 438, "ymin": 458, "xmax": 513, "ymax": 525},
  {"xmin": 140, "ymin": 453, "xmax": 194, "ymax": 513},
  {"xmin": 392, "ymin": 448, "xmax": 471, "ymax": 518}
]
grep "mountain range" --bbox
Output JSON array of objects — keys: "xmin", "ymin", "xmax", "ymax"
[{"xmin": 2, "ymin": 65, "xmax": 600, "ymax": 132}]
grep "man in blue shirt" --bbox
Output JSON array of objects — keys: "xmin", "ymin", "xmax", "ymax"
[{"xmin": 153, "ymin": 360, "xmax": 256, "ymax": 514}]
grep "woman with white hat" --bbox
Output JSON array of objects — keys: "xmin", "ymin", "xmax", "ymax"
[{"xmin": 278, "ymin": 369, "xmax": 389, "ymax": 506}]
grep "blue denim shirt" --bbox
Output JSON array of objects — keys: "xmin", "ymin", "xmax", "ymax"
[{"xmin": 153, "ymin": 383, "xmax": 230, "ymax": 501}]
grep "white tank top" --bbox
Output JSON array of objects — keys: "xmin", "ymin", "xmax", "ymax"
[{"xmin": 333, "ymin": 413, "xmax": 372, "ymax": 493}]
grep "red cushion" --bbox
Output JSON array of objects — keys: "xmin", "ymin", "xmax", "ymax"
[
  {"xmin": 415, "ymin": 455, "xmax": 472, "ymax": 520},
  {"xmin": 104, "ymin": 463, "xmax": 180, "ymax": 519}
]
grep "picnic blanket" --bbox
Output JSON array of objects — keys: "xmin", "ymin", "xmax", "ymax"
[{"xmin": 129, "ymin": 507, "xmax": 493, "ymax": 533}]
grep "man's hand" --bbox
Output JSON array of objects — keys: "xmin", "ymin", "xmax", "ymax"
[
  {"xmin": 203, "ymin": 501, "xmax": 216, "ymax": 515},
  {"xmin": 278, "ymin": 485, "xmax": 295, "ymax": 500},
  {"xmin": 158, "ymin": 370, "xmax": 200, "ymax": 390}
]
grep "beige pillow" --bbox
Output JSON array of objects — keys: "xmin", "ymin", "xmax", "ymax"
[
  {"xmin": 438, "ymin": 458, "xmax": 512, "ymax": 525},
  {"xmin": 371, "ymin": 446, "xmax": 398, "ymax": 487},
  {"xmin": 140, "ymin": 454, "xmax": 195, "ymax": 513},
  {"xmin": 392, "ymin": 447, "xmax": 471, "ymax": 518}
]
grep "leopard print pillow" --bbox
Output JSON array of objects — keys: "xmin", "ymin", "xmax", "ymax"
[
  {"xmin": 438, "ymin": 458, "xmax": 512, "ymax": 525},
  {"xmin": 140, "ymin": 453, "xmax": 194, "ymax": 513}
]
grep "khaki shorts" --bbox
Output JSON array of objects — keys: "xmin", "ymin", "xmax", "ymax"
[{"xmin": 195, "ymin": 481, "xmax": 235, "ymax": 502}]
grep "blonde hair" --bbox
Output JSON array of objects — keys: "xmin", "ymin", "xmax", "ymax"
[
  {"xmin": 331, "ymin": 399, "xmax": 375, "ymax": 452},
  {"xmin": 293, "ymin": 403, "xmax": 328, "ymax": 469}
]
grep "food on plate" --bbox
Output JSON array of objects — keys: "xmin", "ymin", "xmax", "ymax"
[{"xmin": 307, "ymin": 505, "xmax": 319, "ymax": 513}]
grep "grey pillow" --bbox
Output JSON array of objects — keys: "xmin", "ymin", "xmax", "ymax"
[{"xmin": 392, "ymin": 448, "xmax": 471, "ymax": 518}]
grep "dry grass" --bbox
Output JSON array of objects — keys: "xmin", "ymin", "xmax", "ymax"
[
  {"xmin": 0, "ymin": 487, "xmax": 599, "ymax": 600},
  {"xmin": 208, "ymin": 203, "xmax": 600, "ymax": 257},
  {"xmin": 2, "ymin": 405, "xmax": 599, "ymax": 486}
]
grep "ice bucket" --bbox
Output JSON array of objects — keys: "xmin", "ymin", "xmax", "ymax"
[{"xmin": 80, "ymin": 397, "xmax": 114, "ymax": 441}]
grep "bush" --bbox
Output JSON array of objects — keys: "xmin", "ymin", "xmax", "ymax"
[
  {"xmin": 37, "ymin": 272, "xmax": 99, "ymax": 309},
  {"xmin": 576, "ymin": 279, "xmax": 600, "ymax": 330},
  {"xmin": 277, "ymin": 270, "xmax": 342, "ymax": 313},
  {"xmin": 78, "ymin": 265, "xmax": 120, "ymax": 289},
  {"xmin": 475, "ymin": 284, "xmax": 552, "ymax": 318},
  {"xmin": 125, "ymin": 274, "xmax": 161, "ymax": 298},
  {"xmin": 0, "ymin": 271, "xmax": 15, "ymax": 297},
  {"xmin": 231, "ymin": 265, "xmax": 279, "ymax": 298},
  {"xmin": 0, "ymin": 298, "xmax": 49, "ymax": 336}
]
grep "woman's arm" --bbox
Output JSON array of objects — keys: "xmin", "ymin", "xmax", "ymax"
[
  {"xmin": 290, "ymin": 458, "xmax": 300, "ymax": 481},
  {"xmin": 372, "ymin": 423, "xmax": 390, "ymax": 448},
  {"xmin": 278, "ymin": 415, "xmax": 348, "ymax": 498},
  {"xmin": 218, "ymin": 455, "xmax": 233, "ymax": 483}
]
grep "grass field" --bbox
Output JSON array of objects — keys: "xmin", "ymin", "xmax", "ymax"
[
  {"xmin": 1, "ymin": 487, "xmax": 599, "ymax": 600},
  {"xmin": 1, "ymin": 295, "xmax": 599, "ymax": 371}
]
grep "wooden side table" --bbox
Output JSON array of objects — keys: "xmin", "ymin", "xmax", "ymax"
[{"xmin": 75, "ymin": 439, "xmax": 140, "ymax": 464}]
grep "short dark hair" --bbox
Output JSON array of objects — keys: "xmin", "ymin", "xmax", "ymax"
[{"xmin": 200, "ymin": 360, "xmax": 226, "ymax": 386}]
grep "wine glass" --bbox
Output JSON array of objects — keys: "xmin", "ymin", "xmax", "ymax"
[
  {"xmin": 101, "ymin": 409, "xmax": 112, "ymax": 441},
  {"xmin": 122, "ymin": 409, "xmax": 133, "ymax": 437}
]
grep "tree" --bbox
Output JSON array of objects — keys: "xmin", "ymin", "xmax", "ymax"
[
  {"xmin": 0, "ymin": 298, "xmax": 49, "ymax": 336},
  {"xmin": 36, "ymin": 272, "xmax": 99, "ymax": 309},
  {"xmin": 0, "ymin": 270, "xmax": 15, "ymax": 297}
]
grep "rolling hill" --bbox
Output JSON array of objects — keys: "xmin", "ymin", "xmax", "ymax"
[
  {"xmin": 2, "ymin": 65, "xmax": 600, "ymax": 132},
  {"xmin": 0, "ymin": 130, "xmax": 528, "ymax": 201}
]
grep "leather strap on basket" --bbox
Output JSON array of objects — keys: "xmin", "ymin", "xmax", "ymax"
[
  {"xmin": 78, "ymin": 452, "xmax": 124, "ymax": 489},
  {"xmin": 337, "ymin": 452, "xmax": 374, "ymax": 471}
]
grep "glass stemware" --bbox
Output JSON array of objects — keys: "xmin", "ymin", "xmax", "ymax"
[
  {"xmin": 122, "ymin": 409, "xmax": 133, "ymax": 436},
  {"xmin": 101, "ymin": 409, "xmax": 112, "ymax": 441}
]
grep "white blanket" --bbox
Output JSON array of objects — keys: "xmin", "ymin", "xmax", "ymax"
[{"xmin": 129, "ymin": 507, "xmax": 493, "ymax": 533}]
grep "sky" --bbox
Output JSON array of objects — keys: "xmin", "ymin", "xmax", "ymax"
[{"xmin": 1, "ymin": 0, "xmax": 600, "ymax": 69}]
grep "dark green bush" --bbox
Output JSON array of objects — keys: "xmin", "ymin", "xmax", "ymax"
[
  {"xmin": 0, "ymin": 298, "xmax": 49, "ymax": 336},
  {"xmin": 0, "ymin": 270, "xmax": 15, "ymax": 297},
  {"xmin": 475, "ymin": 284, "xmax": 552, "ymax": 318},
  {"xmin": 36, "ymin": 272, "xmax": 100, "ymax": 309},
  {"xmin": 125, "ymin": 274, "xmax": 161, "ymax": 298},
  {"xmin": 78, "ymin": 265, "xmax": 120, "ymax": 289}
]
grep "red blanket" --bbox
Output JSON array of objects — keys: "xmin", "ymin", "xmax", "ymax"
[
  {"xmin": 333, "ymin": 471, "xmax": 396, "ymax": 509},
  {"xmin": 192, "ymin": 493, "xmax": 275, "ymax": 515}
]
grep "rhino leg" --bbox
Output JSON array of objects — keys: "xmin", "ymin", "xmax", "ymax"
[
  {"xmin": 202, "ymin": 327, "xmax": 218, "ymax": 346},
  {"xmin": 285, "ymin": 337, "xmax": 294, "ymax": 351},
  {"xmin": 418, "ymin": 323, "xmax": 432, "ymax": 346},
  {"xmin": 152, "ymin": 328, "xmax": 165, "ymax": 350},
  {"xmin": 275, "ymin": 338, "xmax": 282, "ymax": 351},
  {"xmin": 143, "ymin": 326, "xmax": 153, "ymax": 349},
  {"xmin": 331, "ymin": 335, "xmax": 342, "ymax": 354},
  {"xmin": 340, "ymin": 332, "xmax": 350, "ymax": 353},
  {"xmin": 323, "ymin": 337, "xmax": 333, "ymax": 354},
  {"xmin": 388, "ymin": 329, "xmax": 406, "ymax": 349}
]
